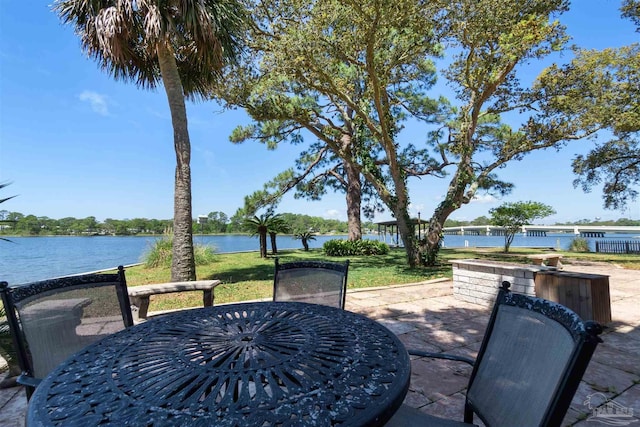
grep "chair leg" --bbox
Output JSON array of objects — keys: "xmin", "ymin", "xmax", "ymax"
[{"xmin": 463, "ymin": 404, "xmax": 474, "ymax": 424}]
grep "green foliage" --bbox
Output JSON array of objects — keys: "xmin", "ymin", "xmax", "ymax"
[
  {"xmin": 0, "ymin": 211, "xmax": 367, "ymax": 237},
  {"xmin": 294, "ymin": 231, "xmax": 316, "ymax": 251},
  {"xmin": 53, "ymin": 0, "xmax": 246, "ymax": 98},
  {"xmin": 242, "ymin": 213, "xmax": 276, "ymax": 257},
  {"xmin": 194, "ymin": 246, "xmax": 217, "ymax": 265},
  {"xmin": 420, "ymin": 234, "xmax": 443, "ymax": 266},
  {"xmin": 144, "ymin": 235, "xmax": 216, "ymax": 268},
  {"xmin": 533, "ymin": 3, "xmax": 639, "ymax": 210},
  {"xmin": 0, "ymin": 182, "xmax": 16, "ymax": 206},
  {"xmin": 0, "ymin": 182, "xmax": 16, "ymax": 242},
  {"xmin": 53, "ymin": 0, "xmax": 249, "ymax": 281},
  {"xmin": 0, "ymin": 182, "xmax": 20, "ymax": 379},
  {"xmin": 569, "ymin": 237, "xmax": 591, "ymax": 253},
  {"xmin": 0, "ymin": 304, "xmax": 20, "ymax": 379},
  {"xmin": 323, "ymin": 239, "xmax": 389, "ymax": 257},
  {"xmin": 145, "ymin": 237, "xmax": 174, "ymax": 268},
  {"xmin": 621, "ymin": 0, "xmax": 639, "ymax": 31},
  {"xmin": 107, "ymin": 247, "xmax": 640, "ymax": 314},
  {"xmin": 294, "ymin": 231, "xmax": 316, "ymax": 240},
  {"xmin": 214, "ymin": 0, "xmax": 446, "ymax": 267},
  {"xmin": 414, "ymin": 0, "xmax": 575, "ymax": 265},
  {"xmin": 489, "ymin": 201, "xmax": 556, "ymax": 252}
]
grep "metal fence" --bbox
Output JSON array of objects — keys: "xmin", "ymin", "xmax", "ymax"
[{"xmin": 595, "ymin": 240, "xmax": 640, "ymax": 254}]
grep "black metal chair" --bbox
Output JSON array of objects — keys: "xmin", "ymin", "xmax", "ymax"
[
  {"xmin": 0, "ymin": 266, "xmax": 134, "ymax": 399},
  {"xmin": 386, "ymin": 281, "xmax": 603, "ymax": 427},
  {"xmin": 273, "ymin": 258, "xmax": 350, "ymax": 309}
]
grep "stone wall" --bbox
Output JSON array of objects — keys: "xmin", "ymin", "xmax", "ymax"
[{"xmin": 451, "ymin": 259, "xmax": 547, "ymax": 306}]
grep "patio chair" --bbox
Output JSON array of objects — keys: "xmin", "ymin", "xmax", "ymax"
[
  {"xmin": 386, "ymin": 281, "xmax": 603, "ymax": 427},
  {"xmin": 273, "ymin": 258, "xmax": 349, "ymax": 309},
  {"xmin": 0, "ymin": 266, "xmax": 134, "ymax": 399}
]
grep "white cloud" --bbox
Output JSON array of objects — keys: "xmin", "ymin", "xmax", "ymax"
[
  {"xmin": 325, "ymin": 209, "xmax": 341, "ymax": 219},
  {"xmin": 470, "ymin": 194, "xmax": 497, "ymax": 204},
  {"xmin": 79, "ymin": 91, "xmax": 109, "ymax": 116}
]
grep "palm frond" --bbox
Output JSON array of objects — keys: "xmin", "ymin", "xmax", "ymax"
[
  {"xmin": 0, "ymin": 196, "xmax": 16, "ymax": 204},
  {"xmin": 52, "ymin": 0, "xmax": 248, "ymax": 96}
]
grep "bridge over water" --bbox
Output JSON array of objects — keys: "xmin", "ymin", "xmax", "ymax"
[
  {"xmin": 441, "ymin": 225, "xmax": 640, "ymax": 237},
  {"xmin": 375, "ymin": 220, "xmax": 640, "ymax": 241}
]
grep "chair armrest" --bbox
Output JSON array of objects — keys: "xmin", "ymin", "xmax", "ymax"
[
  {"xmin": 17, "ymin": 373, "xmax": 41, "ymax": 388},
  {"xmin": 407, "ymin": 349, "xmax": 475, "ymax": 366}
]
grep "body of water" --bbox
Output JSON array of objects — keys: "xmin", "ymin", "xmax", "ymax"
[
  {"xmin": 1, "ymin": 233, "xmax": 637, "ymax": 284},
  {"xmin": 0, "ymin": 234, "xmax": 353, "ymax": 284}
]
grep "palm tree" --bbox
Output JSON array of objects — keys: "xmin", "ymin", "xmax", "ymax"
[
  {"xmin": 294, "ymin": 231, "xmax": 316, "ymax": 251},
  {"xmin": 0, "ymin": 182, "xmax": 19, "ymax": 387},
  {"xmin": 243, "ymin": 214, "xmax": 271, "ymax": 258},
  {"xmin": 53, "ymin": 0, "xmax": 246, "ymax": 281},
  {"xmin": 0, "ymin": 182, "xmax": 16, "ymax": 243},
  {"xmin": 242, "ymin": 213, "xmax": 289, "ymax": 258},
  {"xmin": 267, "ymin": 215, "xmax": 290, "ymax": 255}
]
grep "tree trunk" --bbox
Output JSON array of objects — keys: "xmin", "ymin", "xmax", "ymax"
[
  {"xmin": 359, "ymin": 162, "xmax": 418, "ymax": 266},
  {"xmin": 504, "ymin": 227, "xmax": 517, "ymax": 252},
  {"xmin": 269, "ymin": 232, "xmax": 278, "ymax": 254},
  {"xmin": 422, "ymin": 211, "xmax": 448, "ymax": 266},
  {"xmin": 259, "ymin": 230, "xmax": 268, "ymax": 258},
  {"xmin": 157, "ymin": 41, "xmax": 196, "ymax": 281},
  {"xmin": 386, "ymin": 146, "xmax": 418, "ymax": 267},
  {"xmin": 302, "ymin": 238, "xmax": 309, "ymax": 251},
  {"xmin": 344, "ymin": 161, "xmax": 362, "ymax": 241},
  {"xmin": 394, "ymin": 208, "xmax": 419, "ymax": 268},
  {"xmin": 421, "ymin": 161, "xmax": 477, "ymax": 265}
]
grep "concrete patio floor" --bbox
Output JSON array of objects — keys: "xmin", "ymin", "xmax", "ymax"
[{"xmin": 1, "ymin": 262, "xmax": 638, "ymax": 426}]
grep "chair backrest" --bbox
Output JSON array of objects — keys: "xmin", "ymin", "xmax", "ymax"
[
  {"xmin": 465, "ymin": 281, "xmax": 603, "ymax": 427},
  {"xmin": 273, "ymin": 258, "xmax": 349, "ymax": 309},
  {"xmin": 0, "ymin": 266, "xmax": 133, "ymax": 388}
]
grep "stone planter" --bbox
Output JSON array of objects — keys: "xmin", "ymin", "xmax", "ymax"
[
  {"xmin": 451, "ymin": 259, "xmax": 612, "ymax": 324},
  {"xmin": 451, "ymin": 259, "xmax": 547, "ymax": 306}
]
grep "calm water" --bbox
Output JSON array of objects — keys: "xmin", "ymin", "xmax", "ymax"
[
  {"xmin": 0, "ymin": 234, "xmax": 353, "ymax": 284},
  {"xmin": 1, "ymin": 233, "xmax": 637, "ymax": 284}
]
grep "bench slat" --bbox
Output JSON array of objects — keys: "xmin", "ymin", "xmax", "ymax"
[
  {"xmin": 128, "ymin": 280, "xmax": 221, "ymax": 296},
  {"xmin": 128, "ymin": 280, "xmax": 222, "ymax": 320}
]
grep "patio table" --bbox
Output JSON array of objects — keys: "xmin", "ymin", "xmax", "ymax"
[{"xmin": 27, "ymin": 301, "xmax": 411, "ymax": 426}]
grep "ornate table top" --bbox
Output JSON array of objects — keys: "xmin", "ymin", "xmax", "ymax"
[{"xmin": 28, "ymin": 302, "xmax": 410, "ymax": 426}]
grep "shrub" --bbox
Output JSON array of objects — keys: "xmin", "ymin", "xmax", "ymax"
[
  {"xmin": 0, "ymin": 304, "xmax": 21, "ymax": 381},
  {"xmin": 569, "ymin": 237, "xmax": 590, "ymax": 252},
  {"xmin": 144, "ymin": 235, "xmax": 217, "ymax": 268},
  {"xmin": 323, "ymin": 239, "xmax": 389, "ymax": 256},
  {"xmin": 144, "ymin": 237, "xmax": 173, "ymax": 268},
  {"xmin": 194, "ymin": 245, "xmax": 217, "ymax": 265}
]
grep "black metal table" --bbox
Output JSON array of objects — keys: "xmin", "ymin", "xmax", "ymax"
[{"xmin": 27, "ymin": 302, "xmax": 411, "ymax": 426}]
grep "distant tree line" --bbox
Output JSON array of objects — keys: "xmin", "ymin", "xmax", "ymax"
[{"xmin": 0, "ymin": 210, "xmax": 376, "ymax": 237}]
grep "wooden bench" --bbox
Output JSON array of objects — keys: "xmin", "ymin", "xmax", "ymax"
[
  {"xmin": 128, "ymin": 280, "xmax": 222, "ymax": 320},
  {"xmin": 527, "ymin": 254, "xmax": 563, "ymax": 268}
]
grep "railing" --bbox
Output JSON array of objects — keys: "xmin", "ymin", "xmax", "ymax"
[{"xmin": 595, "ymin": 240, "xmax": 640, "ymax": 254}]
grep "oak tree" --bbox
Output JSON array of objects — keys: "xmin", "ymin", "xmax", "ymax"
[{"xmin": 214, "ymin": 0, "xmax": 444, "ymax": 267}]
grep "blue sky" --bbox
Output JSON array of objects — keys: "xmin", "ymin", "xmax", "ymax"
[{"xmin": 0, "ymin": 0, "xmax": 638, "ymax": 225}]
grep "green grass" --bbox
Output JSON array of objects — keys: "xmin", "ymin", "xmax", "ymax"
[{"xmin": 116, "ymin": 247, "xmax": 639, "ymax": 313}]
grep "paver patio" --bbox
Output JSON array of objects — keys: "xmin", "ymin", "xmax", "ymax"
[{"xmin": 1, "ymin": 262, "xmax": 638, "ymax": 426}]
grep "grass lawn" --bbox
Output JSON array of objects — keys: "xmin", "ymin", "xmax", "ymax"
[{"xmin": 119, "ymin": 246, "xmax": 639, "ymax": 313}]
